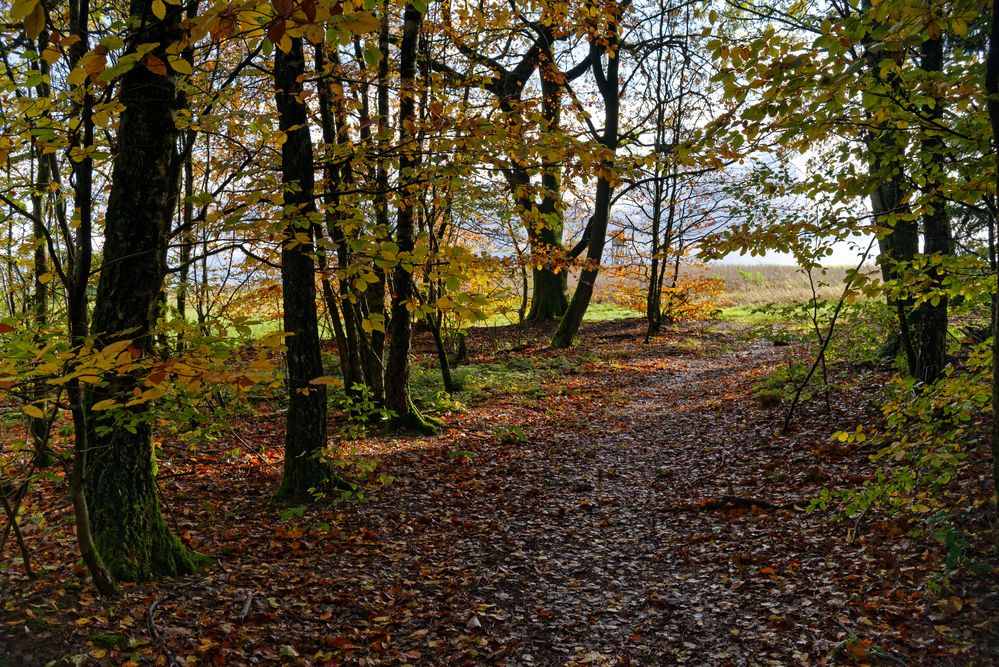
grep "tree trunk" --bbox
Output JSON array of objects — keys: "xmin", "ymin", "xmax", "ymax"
[
  {"xmin": 30, "ymin": 139, "xmax": 53, "ymax": 467},
  {"xmin": 869, "ymin": 178, "xmax": 918, "ymax": 368},
  {"xmin": 85, "ymin": 0, "xmax": 203, "ymax": 581},
  {"xmin": 552, "ymin": 26, "xmax": 621, "ymax": 349},
  {"xmin": 176, "ymin": 148, "xmax": 194, "ymax": 350},
  {"xmin": 64, "ymin": 0, "xmax": 116, "ymax": 596},
  {"xmin": 526, "ymin": 63, "xmax": 569, "ymax": 321},
  {"xmin": 527, "ymin": 263, "xmax": 569, "ymax": 321},
  {"xmin": 504, "ymin": 167, "xmax": 569, "ymax": 322},
  {"xmin": 274, "ymin": 38, "xmax": 332, "ymax": 501},
  {"xmin": 914, "ymin": 35, "xmax": 951, "ymax": 384},
  {"xmin": 315, "ymin": 46, "xmax": 365, "ymax": 393},
  {"xmin": 984, "ymin": 0, "xmax": 999, "ymax": 524},
  {"xmin": 385, "ymin": 3, "xmax": 436, "ymax": 431},
  {"xmin": 859, "ymin": 0, "xmax": 918, "ymax": 370}
]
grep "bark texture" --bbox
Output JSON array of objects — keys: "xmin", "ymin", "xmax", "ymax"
[
  {"xmin": 984, "ymin": 0, "xmax": 999, "ymax": 522},
  {"xmin": 274, "ymin": 38, "xmax": 331, "ymax": 501},
  {"xmin": 552, "ymin": 24, "xmax": 620, "ymax": 349},
  {"xmin": 385, "ymin": 4, "xmax": 436, "ymax": 431},
  {"xmin": 914, "ymin": 35, "xmax": 951, "ymax": 384},
  {"xmin": 86, "ymin": 0, "xmax": 202, "ymax": 581}
]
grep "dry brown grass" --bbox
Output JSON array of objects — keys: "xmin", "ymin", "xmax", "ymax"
[
  {"xmin": 696, "ymin": 264, "xmax": 852, "ymax": 306},
  {"xmin": 584, "ymin": 262, "xmax": 857, "ymax": 312}
]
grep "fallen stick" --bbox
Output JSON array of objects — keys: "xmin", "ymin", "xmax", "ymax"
[
  {"xmin": 673, "ymin": 495, "xmax": 808, "ymax": 512},
  {"xmin": 147, "ymin": 596, "xmax": 180, "ymax": 667},
  {"xmin": 239, "ymin": 590, "xmax": 254, "ymax": 622}
]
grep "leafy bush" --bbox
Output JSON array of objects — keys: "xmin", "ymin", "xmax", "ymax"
[{"xmin": 812, "ymin": 340, "xmax": 992, "ymax": 582}]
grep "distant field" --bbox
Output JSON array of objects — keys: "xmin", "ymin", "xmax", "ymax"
[
  {"xmin": 584, "ymin": 263, "xmax": 861, "ymax": 317},
  {"xmin": 697, "ymin": 264, "xmax": 855, "ymax": 306}
]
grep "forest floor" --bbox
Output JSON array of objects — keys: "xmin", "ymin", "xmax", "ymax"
[{"xmin": 2, "ymin": 317, "xmax": 998, "ymax": 666}]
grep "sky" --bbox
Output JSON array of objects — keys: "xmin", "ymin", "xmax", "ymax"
[{"xmin": 714, "ymin": 234, "xmax": 876, "ymax": 267}]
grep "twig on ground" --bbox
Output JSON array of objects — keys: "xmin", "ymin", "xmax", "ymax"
[
  {"xmin": 239, "ymin": 590, "xmax": 254, "ymax": 622},
  {"xmin": 147, "ymin": 595, "xmax": 180, "ymax": 667},
  {"xmin": 231, "ymin": 431, "xmax": 279, "ymax": 469},
  {"xmin": 676, "ymin": 495, "xmax": 807, "ymax": 511}
]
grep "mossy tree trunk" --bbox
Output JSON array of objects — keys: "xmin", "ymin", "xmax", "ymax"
[
  {"xmin": 274, "ymin": 37, "xmax": 331, "ymax": 501},
  {"xmin": 85, "ymin": 0, "xmax": 203, "ymax": 581},
  {"xmin": 526, "ymin": 57, "xmax": 570, "ymax": 321},
  {"xmin": 505, "ymin": 166, "xmax": 569, "ymax": 323}
]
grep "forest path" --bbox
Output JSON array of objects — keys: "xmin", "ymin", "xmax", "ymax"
[
  {"xmin": 427, "ymin": 324, "xmax": 848, "ymax": 665},
  {"xmin": 2, "ymin": 319, "xmax": 995, "ymax": 666}
]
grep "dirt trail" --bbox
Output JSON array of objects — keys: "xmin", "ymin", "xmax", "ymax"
[
  {"xmin": 431, "ymin": 329, "xmax": 832, "ymax": 665},
  {"xmin": 1, "ymin": 319, "xmax": 996, "ymax": 665}
]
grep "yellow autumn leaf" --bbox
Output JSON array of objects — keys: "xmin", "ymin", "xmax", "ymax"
[
  {"xmin": 23, "ymin": 404, "xmax": 44, "ymax": 419},
  {"xmin": 308, "ymin": 376, "xmax": 342, "ymax": 386},
  {"xmin": 101, "ymin": 340, "xmax": 133, "ymax": 357},
  {"xmin": 167, "ymin": 55, "xmax": 192, "ymax": 75},
  {"xmin": 342, "ymin": 12, "xmax": 380, "ymax": 34},
  {"xmin": 10, "ymin": 0, "xmax": 38, "ymax": 21},
  {"xmin": 24, "ymin": 2, "xmax": 45, "ymax": 40},
  {"xmin": 67, "ymin": 64, "xmax": 89, "ymax": 86},
  {"xmin": 301, "ymin": 22, "xmax": 324, "ymax": 45},
  {"xmin": 41, "ymin": 44, "xmax": 60, "ymax": 65},
  {"xmin": 151, "ymin": 0, "xmax": 167, "ymax": 19},
  {"xmin": 140, "ymin": 383, "xmax": 167, "ymax": 401},
  {"xmin": 91, "ymin": 399, "xmax": 119, "ymax": 411}
]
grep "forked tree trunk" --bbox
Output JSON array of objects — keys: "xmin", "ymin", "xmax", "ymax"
[
  {"xmin": 274, "ymin": 38, "xmax": 332, "ymax": 501},
  {"xmin": 86, "ymin": 0, "xmax": 202, "ymax": 581},
  {"xmin": 552, "ymin": 25, "xmax": 621, "ymax": 349},
  {"xmin": 526, "ymin": 61, "xmax": 570, "ymax": 321}
]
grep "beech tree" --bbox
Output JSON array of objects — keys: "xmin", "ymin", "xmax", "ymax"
[
  {"xmin": 702, "ymin": 0, "xmax": 984, "ymax": 382},
  {"xmin": 383, "ymin": 1, "xmax": 425, "ymax": 427},
  {"xmin": 552, "ymin": 0, "xmax": 623, "ymax": 348},
  {"xmin": 433, "ymin": 0, "xmax": 589, "ymax": 321},
  {"xmin": 986, "ymin": 0, "xmax": 999, "ymax": 517},
  {"xmin": 273, "ymin": 35, "xmax": 332, "ymax": 500},
  {"xmin": 84, "ymin": 0, "xmax": 204, "ymax": 580}
]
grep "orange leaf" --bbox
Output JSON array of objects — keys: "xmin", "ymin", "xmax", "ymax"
[
  {"xmin": 846, "ymin": 637, "xmax": 871, "ymax": 657},
  {"xmin": 143, "ymin": 54, "xmax": 167, "ymax": 76}
]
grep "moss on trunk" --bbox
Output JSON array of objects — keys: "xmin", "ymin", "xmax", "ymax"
[
  {"xmin": 85, "ymin": 0, "xmax": 202, "ymax": 583},
  {"xmin": 527, "ymin": 267, "xmax": 569, "ymax": 321},
  {"xmin": 87, "ymin": 419, "xmax": 207, "ymax": 581}
]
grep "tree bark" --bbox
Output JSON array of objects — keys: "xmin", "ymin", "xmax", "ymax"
[
  {"xmin": 30, "ymin": 139, "xmax": 52, "ymax": 467},
  {"xmin": 984, "ymin": 0, "xmax": 999, "ymax": 526},
  {"xmin": 385, "ymin": 3, "xmax": 436, "ymax": 431},
  {"xmin": 274, "ymin": 38, "xmax": 332, "ymax": 501},
  {"xmin": 85, "ymin": 0, "xmax": 203, "ymax": 581},
  {"xmin": 526, "ymin": 58, "xmax": 570, "ymax": 321},
  {"xmin": 914, "ymin": 34, "xmax": 951, "ymax": 384},
  {"xmin": 552, "ymin": 21, "xmax": 621, "ymax": 349},
  {"xmin": 315, "ymin": 46, "xmax": 365, "ymax": 394}
]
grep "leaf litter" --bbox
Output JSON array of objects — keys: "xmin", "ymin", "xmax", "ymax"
[{"xmin": 1, "ymin": 318, "xmax": 997, "ymax": 665}]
